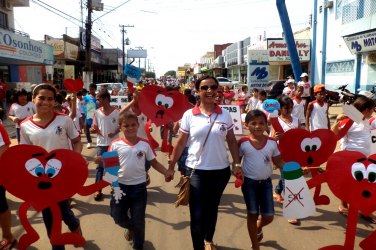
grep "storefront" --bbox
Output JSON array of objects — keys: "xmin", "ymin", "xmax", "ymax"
[
  {"xmin": 267, "ymin": 38, "xmax": 311, "ymax": 80},
  {"xmin": 0, "ymin": 27, "xmax": 53, "ymax": 86}
]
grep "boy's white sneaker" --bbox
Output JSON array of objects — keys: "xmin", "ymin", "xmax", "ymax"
[{"xmin": 87, "ymin": 143, "xmax": 92, "ymax": 149}]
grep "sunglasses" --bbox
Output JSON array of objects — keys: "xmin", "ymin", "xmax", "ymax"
[{"xmin": 200, "ymin": 85, "xmax": 219, "ymax": 91}]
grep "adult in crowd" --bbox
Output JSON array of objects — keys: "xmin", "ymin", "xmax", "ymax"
[
  {"xmin": 166, "ymin": 76, "xmax": 241, "ymax": 250},
  {"xmin": 297, "ymin": 72, "xmax": 312, "ymax": 103}
]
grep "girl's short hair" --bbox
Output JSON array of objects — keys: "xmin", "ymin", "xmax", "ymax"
[
  {"xmin": 353, "ymin": 95, "xmax": 375, "ymax": 112},
  {"xmin": 32, "ymin": 84, "xmax": 57, "ymax": 99},
  {"xmin": 278, "ymin": 95, "xmax": 293, "ymax": 108},
  {"xmin": 251, "ymin": 88, "xmax": 259, "ymax": 93},
  {"xmin": 195, "ymin": 76, "xmax": 219, "ymax": 91},
  {"xmin": 245, "ymin": 109, "xmax": 267, "ymax": 124},
  {"xmin": 119, "ymin": 112, "xmax": 139, "ymax": 126},
  {"xmin": 241, "ymin": 86, "xmax": 248, "ymax": 91}
]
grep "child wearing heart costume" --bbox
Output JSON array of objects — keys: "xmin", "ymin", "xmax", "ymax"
[
  {"xmin": 270, "ymin": 95, "xmax": 301, "ymax": 224},
  {"xmin": 331, "ymin": 95, "xmax": 375, "ymax": 221},
  {"xmin": 20, "ymin": 84, "xmax": 83, "ymax": 250}
]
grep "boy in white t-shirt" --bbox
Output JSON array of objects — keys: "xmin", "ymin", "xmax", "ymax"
[
  {"xmin": 91, "ymin": 90, "xmax": 120, "ymax": 201},
  {"xmin": 239, "ymin": 109, "xmax": 284, "ymax": 250},
  {"xmin": 104, "ymin": 112, "xmax": 169, "ymax": 250}
]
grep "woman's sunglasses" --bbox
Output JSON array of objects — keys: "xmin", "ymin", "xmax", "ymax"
[{"xmin": 200, "ymin": 85, "xmax": 219, "ymax": 91}]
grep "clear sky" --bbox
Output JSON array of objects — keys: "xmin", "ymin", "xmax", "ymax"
[{"xmin": 14, "ymin": 0, "xmax": 312, "ymax": 77}]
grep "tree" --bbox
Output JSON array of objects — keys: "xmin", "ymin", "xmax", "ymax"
[
  {"xmin": 145, "ymin": 71, "xmax": 156, "ymax": 78},
  {"xmin": 164, "ymin": 70, "xmax": 176, "ymax": 78}
]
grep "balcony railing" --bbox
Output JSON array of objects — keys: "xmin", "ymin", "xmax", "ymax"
[
  {"xmin": 342, "ymin": 0, "xmax": 376, "ymax": 24},
  {"xmin": 0, "ymin": 24, "xmax": 29, "ymax": 37}
]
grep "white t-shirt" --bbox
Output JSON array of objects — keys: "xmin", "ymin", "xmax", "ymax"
[
  {"xmin": 340, "ymin": 118, "xmax": 371, "ymax": 156},
  {"xmin": 92, "ymin": 107, "xmax": 120, "ymax": 146},
  {"xmin": 278, "ymin": 116, "xmax": 299, "ymax": 132},
  {"xmin": 309, "ymin": 101, "xmax": 329, "ymax": 131},
  {"xmin": 297, "ymin": 80, "xmax": 311, "ymax": 97},
  {"xmin": 247, "ymin": 96, "xmax": 259, "ymax": 110},
  {"xmin": 292, "ymin": 98, "xmax": 306, "ymax": 124},
  {"xmin": 20, "ymin": 113, "xmax": 79, "ymax": 151},
  {"xmin": 239, "ymin": 137, "xmax": 280, "ymax": 180},
  {"xmin": 179, "ymin": 105, "xmax": 233, "ymax": 170},
  {"xmin": 0, "ymin": 123, "xmax": 10, "ymax": 147},
  {"xmin": 69, "ymin": 107, "xmax": 82, "ymax": 133},
  {"xmin": 8, "ymin": 102, "xmax": 36, "ymax": 128},
  {"xmin": 77, "ymin": 99, "xmax": 86, "ymax": 114},
  {"xmin": 108, "ymin": 137, "xmax": 156, "ymax": 185},
  {"xmin": 282, "ymin": 87, "xmax": 295, "ymax": 97}
]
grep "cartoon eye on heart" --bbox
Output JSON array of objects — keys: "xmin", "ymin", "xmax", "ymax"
[
  {"xmin": 279, "ymin": 128, "xmax": 337, "ymax": 167},
  {"xmin": 0, "ymin": 145, "xmax": 87, "ymax": 209},
  {"xmin": 138, "ymin": 85, "xmax": 191, "ymax": 126}
]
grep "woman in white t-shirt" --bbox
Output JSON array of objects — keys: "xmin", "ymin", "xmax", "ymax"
[{"xmin": 166, "ymin": 76, "xmax": 241, "ymax": 250}]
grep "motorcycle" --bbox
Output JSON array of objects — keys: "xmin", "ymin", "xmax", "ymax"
[
  {"xmin": 336, "ymin": 84, "xmax": 357, "ymax": 104},
  {"xmin": 325, "ymin": 89, "xmax": 340, "ymax": 105}
]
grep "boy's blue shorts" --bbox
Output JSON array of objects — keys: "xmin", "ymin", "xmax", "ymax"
[{"xmin": 241, "ymin": 177, "xmax": 274, "ymax": 216}]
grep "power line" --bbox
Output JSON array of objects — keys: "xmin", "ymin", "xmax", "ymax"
[
  {"xmin": 33, "ymin": 0, "xmax": 81, "ymax": 23},
  {"xmin": 30, "ymin": 0, "xmax": 81, "ymax": 27},
  {"xmin": 92, "ymin": 0, "xmax": 131, "ymax": 22}
]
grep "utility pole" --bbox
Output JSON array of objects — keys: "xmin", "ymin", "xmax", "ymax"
[
  {"xmin": 85, "ymin": 0, "xmax": 92, "ymax": 72},
  {"xmin": 119, "ymin": 24, "xmax": 134, "ymax": 73}
]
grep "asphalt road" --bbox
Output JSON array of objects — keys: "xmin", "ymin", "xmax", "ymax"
[{"xmin": 2, "ymin": 104, "xmax": 374, "ymax": 249}]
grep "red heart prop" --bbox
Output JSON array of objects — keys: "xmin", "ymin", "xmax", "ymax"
[
  {"xmin": 326, "ymin": 151, "xmax": 376, "ymax": 216},
  {"xmin": 0, "ymin": 145, "xmax": 87, "ymax": 210},
  {"xmin": 279, "ymin": 128, "xmax": 337, "ymax": 167},
  {"xmin": 138, "ymin": 85, "xmax": 191, "ymax": 126},
  {"xmin": 63, "ymin": 78, "xmax": 84, "ymax": 92}
]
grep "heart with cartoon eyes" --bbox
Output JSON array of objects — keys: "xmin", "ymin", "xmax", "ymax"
[
  {"xmin": 0, "ymin": 145, "xmax": 87, "ymax": 210},
  {"xmin": 138, "ymin": 85, "xmax": 192, "ymax": 126},
  {"xmin": 325, "ymin": 151, "xmax": 376, "ymax": 216},
  {"xmin": 278, "ymin": 128, "xmax": 337, "ymax": 167},
  {"xmin": 63, "ymin": 78, "xmax": 84, "ymax": 92}
]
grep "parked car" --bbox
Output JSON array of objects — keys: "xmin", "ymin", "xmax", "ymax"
[
  {"xmin": 96, "ymin": 83, "xmax": 127, "ymax": 95},
  {"xmin": 216, "ymin": 77, "xmax": 239, "ymax": 86}
]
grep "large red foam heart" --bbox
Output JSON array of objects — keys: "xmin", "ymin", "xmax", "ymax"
[
  {"xmin": 0, "ymin": 145, "xmax": 87, "ymax": 210},
  {"xmin": 138, "ymin": 85, "xmax": 191, "ymax": 126},
  {"xmin": 63, "ymin": 78, "xmax": 84, "ymax": 92},
  {"xmin": 325, "ymin": 151, "xmax": 376, "ymax": 216},
  {"xmin": 279, "ymin": 128, "xmax": 337, "ymax": 167}
]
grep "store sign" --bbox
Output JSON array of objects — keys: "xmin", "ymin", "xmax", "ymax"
[
  {"xmin": 344, "ymin": 30, "xmax": 376, "ymax": 54},
  {"xmin": 45, "ymin": 39, "xmax": 78, "ymax": 60},
  {"xmin": 0, "ymin": 28, "xmax": 53, "ymax": 64},
  {"xmin": 247, "ymin": 50, "xmax": 269, "ymax": 88},
  {"xmin": 267, "ymin": 39, "xmax": 310, "ymax": 62}
]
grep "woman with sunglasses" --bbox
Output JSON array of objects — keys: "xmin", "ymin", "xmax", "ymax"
[{"xmin": 166, "ymin": 76, "xmax": 241, "ymax": 250}]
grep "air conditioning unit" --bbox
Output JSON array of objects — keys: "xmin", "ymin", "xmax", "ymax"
[
  {"xmin": 4, "ymin": 0, "xmax": 12, "ymax": 11},
  {"xmin": 324, "ymin": 1, "xmax": 333, "ymax": 9}
]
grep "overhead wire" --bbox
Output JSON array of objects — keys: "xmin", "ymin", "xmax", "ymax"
[{"xmin": 33, "ymin": 0, "xmax": 81, "ymax": 23}]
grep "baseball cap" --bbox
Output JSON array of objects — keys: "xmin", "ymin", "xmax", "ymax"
[
  {"xmin": 358, "ymin": 90, "xmax": 374, "ymax": 99},
  {"xmin": 300, "ymin": 72, "xmax": 309, "ymax": 78},
  {"xmin": 284, "ymin": 79, "xmax": 295, "ymax": 86},
  {"xmin": 313, "ymin": 84, "xmax": 325, "ymax": 93}
]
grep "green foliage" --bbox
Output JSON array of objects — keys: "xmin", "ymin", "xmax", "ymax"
[
  {"xmin": 164, "ymin": 70, "xmax": 176, "ymax": 78},
  {"xmin": 145, "ymin": 71, "xmax": 156, "ymax": 78}
]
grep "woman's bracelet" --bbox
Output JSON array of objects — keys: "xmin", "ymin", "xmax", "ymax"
[{"xmin": 233, "ymin": 163, "xmax": 241, "ymax": 168}]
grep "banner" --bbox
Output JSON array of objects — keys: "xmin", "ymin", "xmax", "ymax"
[{"xmin": 220, "ymin": 105, "xmax": 243, "ymax": 135}]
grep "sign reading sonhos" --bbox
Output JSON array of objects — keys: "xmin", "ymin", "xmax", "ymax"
[{"xmin": 0, "ymin": 28, "xmax": 53, "ymax": 64}]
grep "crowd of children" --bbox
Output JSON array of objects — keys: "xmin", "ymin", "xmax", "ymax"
[{"xmin": 0, "ymin": 75, "xmax": 375, "ymax": 250}]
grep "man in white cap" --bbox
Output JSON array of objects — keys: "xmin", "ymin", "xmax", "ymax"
[
  {"xmin": 297, "ymin": 72, "xmax": 312, "ymax": 103},
  {"xmin": 282, "ymin": 79, "xmax": 296, "ymax": 97}
]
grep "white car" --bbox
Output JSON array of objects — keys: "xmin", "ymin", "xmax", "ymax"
[
  {"xmin": 96, "ymin": 83, "xmax": 127, "ymax": 95},
  {"xmin": 216, "ymin": 77, "xmax": 239, "ymax": 86}
]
